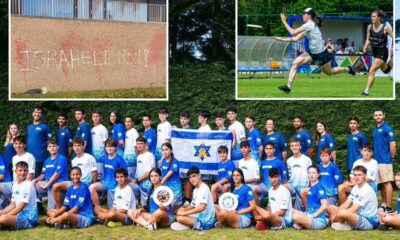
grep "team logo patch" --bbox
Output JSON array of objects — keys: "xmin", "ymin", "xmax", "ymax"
[
  {"xmin": 79, "ymin": 197, "xmax": 84, "ymax": 203},
  {"xmin": 319, "ymin": 190, "xmax": 324, "ymax": 195},
  {"xmin": 389, "ymin": 132, "xmax": 394, "ymax": 137},
  {"xmin": 173, "ymin": 164, "xmax": 178, "ymax": 168},
  {"xmin": 61, "ymin": 132, "xmax": 65, "ymax": 136},
  {"xmin": 194, "ymin": 143, "xmax": 211, "ymax": 161},
  {"xmin": 118, "ymin": 133, "xmax": 122, "ymax": 137},
  {"xmin": 329, "ymin": 143, "xmax": 333, "ymax": 147},
  {"xmin": 248, "ymin": 191, "xmax": 253, "ymax": 196}
]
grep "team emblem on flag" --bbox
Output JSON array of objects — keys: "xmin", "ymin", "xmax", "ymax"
[{"xmin": 194, "ymin": 143, "xmax": 211, "ymax": 161}]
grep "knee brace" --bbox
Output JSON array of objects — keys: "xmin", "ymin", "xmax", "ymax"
[{"xmin": 383, "ymin": 65, "xmax": 392, "ymax": 74}]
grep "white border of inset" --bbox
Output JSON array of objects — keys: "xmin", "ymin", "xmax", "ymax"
[
  {"xmin": 235, "ymin": 0, "xmax": 396, "ymax": 101},
  {"xmin": 8, "ymin": 0, "xmax": 169, "ymax": 102}
]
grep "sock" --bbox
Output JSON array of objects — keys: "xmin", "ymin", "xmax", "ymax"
[
  {"xmin": 287, "ymin": 82, "xmax": 292, "ymax": 88},
  {"xmin": 364, "ymin": 87, "xmax": 369, "ymax": 94},
  {"xmin": 343, "ymin": 66, "xmax": 349, "ymax": 73}
]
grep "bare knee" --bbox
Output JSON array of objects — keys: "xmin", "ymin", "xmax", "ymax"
[{"xmin": 292, "ymin": 212, "xmax": 301, "ymax": 221}]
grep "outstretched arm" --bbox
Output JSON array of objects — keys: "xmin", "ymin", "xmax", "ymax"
[
  {"xmin": 279, "ymin": 13, "xmax": 305, "ymax": 36},
  {"xmin": 274, "ymin": 32, "xmax": 306, "ymax": 42}
]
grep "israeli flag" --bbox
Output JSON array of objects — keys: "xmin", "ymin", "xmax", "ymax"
[{"xmin": 171, "ymin": 129, "xmax": 233, "ymax": 178}]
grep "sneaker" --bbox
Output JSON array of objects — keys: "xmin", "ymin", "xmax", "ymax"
[
  {"xmin": 147, "ymin": 222, "xmax": 157, "ymax": 230},
  {"xmin": 214, "ymin": 222, "xmax": 225, "ymax": 228},
  {"xmin": 378, "ymin": 203, "xmax": 387, "ymax": 212},
  {"xmin": 360, "ymin": 91, "xmax": 369, "ymax": 96},
  {"xmin": 278, "ymin": 85, "xmax": 291, "ymax": 93},
  {"xmin": 107, "ymin": 221, "xmax": 122, "ymax": 228},
  {"xmin": 378, "ymin": 224, "xmax": 390, "ymax": 231},
  {"xmin": 347, "ymin": 66, "xmax": 355, "ymax": 75},
  {"xmin": 256, "ymin": 221, "xmax": 268, "ymax": 231},
  {"xmin": 182, "ymin": 200, "xmax": 190, "ymax": 208},
  {"xmin": 63, "ymin": 224, "xmax": 72, "ymax": 229},
  {"xmin": 331, "ymin": 222, "xmax": 352, "ymax": 231},
  {"xmin": 385, "ymin": 207, "xmax": 394, "ymax": 214},
  {"xmin": 171, "ymin": 222, "xmax": 191, "ymax": 231},
  {"xmin": 292, "ymin": 223, "xmax": 303, "ymax": 230}
]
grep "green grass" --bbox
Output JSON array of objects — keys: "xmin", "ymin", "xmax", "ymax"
[
  {"xmin": 11, "ymin": 87, "xmax": 167, "ymax": 99},
  {"xmin": 237, "ymin": 73, "xmax": 394, "ymax": 99}
]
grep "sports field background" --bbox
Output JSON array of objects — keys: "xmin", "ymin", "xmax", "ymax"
[{"xmin": 237, "ymin": 73, "xmax": 393, "ymax": 99}]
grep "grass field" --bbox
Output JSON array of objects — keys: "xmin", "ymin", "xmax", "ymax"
[{"xmin": 237, "ymin": 73, "xmax": 394, "ymax": 99}]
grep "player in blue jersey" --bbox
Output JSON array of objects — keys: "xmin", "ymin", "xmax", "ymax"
[
  {"xmin": 244, "ymin": 115, "xmax": 263, "ymax": 164},
  {"xmin": 90, "ymin": 138, "xmax": 127, "ymax": 209},
  {"xmin": 314, "ymin": 121, "xmax": 336, "ymax": 163},
  {"xmin": 142, "ymin": 114, "xmax": 157, "ymax": 155},
  {"xmin": 32, "ymin": 140, "xmax": 69, "ymax": 210},
  {"xmin": 27, "ymin": 106, "xmax": 52, "ymax": 177},
  {"xmin": 254, "ymin": 168, "xmax": 293, "ymax": 231},
  {"xmin": 378, "ymin": 172, "xmax": 400, "ymax": 230},
  {"xmin": 292, "ymin": 116, "xmax": 313, "ymax": 157},
  {"xmin": 74, "ymin": 108, "xmax": 92, "ymax": 155},
  {"xmin": 46, "ymin": 166, "xmax": 94, "ymax": 229},
  {"xmin": 373, "ymin": 108, "xmax": 396, "ymax": 213},
  {"xmin": 94, "ymin": 168, "xmax": 135, "ymax": 227},
  {"xmin": 0, "ymin": 161, "xmax": 38, "ymax": 230},
  {"xmin": 211, "ymin": 145, "xmax": 236, "ymax": 203},
  {"xmin": 347, "ymin": 117, "xmax": 368, "ymax": 173},
  {"xmin": 2, "ymin": 123, "xmax": 20, "ymax": 176},
  {"xmin": 292, "ymin": 165, "xmax": 328, "ymax": 230},
  {"xmin": 56, "ymin": 112, "xmax": 73, "ymax": 158},
  {"xmin": 317, "ymin": 148, "xmax": 342, "ymax": 206},
  {"xmin": 128, "ymin": 168, "xmax": 174, "ymax": 230},
  {"xmin": 261, "ymin": 119, "xmax": 287, "ymax": 161},
  {"xmin": 179, "ymin": 112, "xmax": 191, "ymax": 129},
  {"xmin": 0, "ymin": 155, "xmax": 12, "ymax": 209},
  {"xmin": 160, "ymin": 143, "xmax": 182, "ymax": 207},
  {"xmin": 110, "ymin": 111, "xmax": 125, "ymax": 157},
  {"xmin": 328, "ymin": 165, "xmax": 378, "ymax": 231},
  {"xmin": 214, "ymin": 168, "xmax": 255, "ymax": 228}
]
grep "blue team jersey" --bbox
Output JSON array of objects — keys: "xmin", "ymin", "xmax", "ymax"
[
  {"xmin": 101, "ymin": 154, "xmax": 127, "ymax": 190},
  {"xmin": 292, "ymin": 130, "xmax": 312, "ymax": 156},
  {"xmin": 347, "ymin": 132, "xmax": 368, "ymax": 170},
  {"xmin": 306, "ymin": 182, "xmax": 327, "ymax": 219},
  {"xmin": 261, "ymin": 133, "xmax": 287, "ymax": 160},
  {"xmin": 0, "ymin": 155, "xmax": 11, "ymax": 182},
  {"xmin": 160, "ymin": 158, "xmax": 182, "ymax": 203},
  {"xmin": 247, "ymin": 129, "xmax": 262, "ymax": 161},
  {"xmin": 3, "ymin": 142, "xmax": 16, "ymax": 166},
  {"xmin": 316, "ymin": 133, "xmax": 336, "ymax": 163},
  {"xmin": 42, "ymin": 155, "xmax": 69, "ymax": 183},
  {"xmin": 112, "ymin": 123, "xmax": 125, "ymax": 155},
  {"xmin": 261, "ymin": 158, "xmax": 287, "ymax": 190},
  {"xmin": 148, "ymin": 188, "xmax": 174, "ymax": 218},
  {"xmin": 233, "ymin": 184, "xmax": 254, "ymax": 219},
  {"xmin": 64, "ymin": 183, "xmax": 94, "ymax": 219},
  {"xmin": 217, "ymin": 160, "xmax": 236, "ymax": 182},
  {"xmin": 397, "ymin": 192, "xmax": 400, "ymax": 214},
  {"xmin": 76, "ymin": 122, "xmax": 92, "ymax": 155},
  {"xmin": 27, "ymin": 122, "xmax": 52, "ymax": 162},
  {"xmin": 56, "ymin": 127, "xmax": 73, "ymax": 158},
  {"xmin": 318, "ymin": 162, "xmax": 342, "ymax": 197},
  {"xmin": 143, "ymin": 128, "xmax": 157, "ymax": 154},
  {"xmin": 373, "ymin": 122, "xmax": 396, "ymax": 164}
]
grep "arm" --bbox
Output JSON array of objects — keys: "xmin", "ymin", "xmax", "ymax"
[
  {"xmin": 7, "ymin": 202, "xmax": 27, "ymax": 216},
  {"xmin": 0, "ymin": 174, "xmax": 4, "ymax": 181},
  {"xmin": 282, "ymin": 151, "xmax": 287, "ymax": 161},
  {"xmin": 137, "ymin": 172, "xmax": 150, "ymax": 183},
  {"xmin": 307, "ymin": 147, "xmax": 313, "ymax": 158},
  {"xmin": 390, "ymin": 141, "xmax": 396, "ymax": 161},
  {"xmin": 237, "ymin": 199, "xmax": 256, "ymax": 215},
  {"xmin": 331, "ymin": 198, "xmax": 352, "ymax": 220},
  {"xmin": 279, "ymin": 13, "xmax": 306, "ymax": 36},
  {"xmin": 363, "ymin": 25, "xmax": 371, "ymax": 53},
  {"xmin": 331, "ymin": 151, "xmax": 337, "ymax": 163},
  {"xmin": 245, "ymin": 178, "xmax": 259, "ymax": 184},
  {"xmin": 92, "ymin": 171, "xmax": 98, "ymax": 183},
  {"xmin": 0, "ymin": 202, "xmax": 16, "ymax": 215},
  {"xmin": 385, "ymin": 26, "xmax": 394, "ymax": 54},
  {"xmin": 177, "ymin": 203, "xmax": 206, "ymax": 216},
  {"xmin": 31, "ymin": 174, "xmax": 45, "ymax": 185},
  {"xmin": 231, "ymin": 130, "xmax": 237, "ymax": 148},
  {"xmin": 273, "ymin": 32, "xmax": 306, "ymax": 42},
  {"xmin": 42, "ymin": 173, "xmax": 61, "ymax": 189},
  {"xmin": 67, "ymin": 205, "xmax": 81, "ymax": 214},
  {"xmin": 312, "ymin": 199, "xmax": 328, "ymax": 218},
  {"xmin": 161, "ymin": 170, "xmax": 174, "ymax": 185},
  {"xmin": 118, "ymin": 140, "xmax": 125, "ymax": 149}
]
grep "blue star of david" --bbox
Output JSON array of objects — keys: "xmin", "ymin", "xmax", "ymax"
[{"xmin": 194, "ymin": 144, "xmax": 211, "ymax": 161}]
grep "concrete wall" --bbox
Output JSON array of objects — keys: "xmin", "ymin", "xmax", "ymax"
[{"xmin": 10, "ymin": 16, "xmax": 167, "ymax": 94}]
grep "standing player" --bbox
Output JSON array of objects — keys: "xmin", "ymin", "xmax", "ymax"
[
  {"xmin": 156, "ymin": 107, "xmax": 172, "ymax": 161},
  {"xmin": 211, "ymin": 145, "xmax": 235, "ymax": 203},
  {"xmin": 215, "ymin": 113, "xmax": 228, "ymax": 131},
  {"xmin": 27, "ymin": 106, "xmax": 52, "ymax": 177},
  {"xmin": 244, "ymin": 115, "xmax": 263, "ymax": 164},
  {"xmin": 179, "ymin": 112, "xmax": 191, "ymax": 129},
  {"xmin": 3, "ymin": 123, "xmax": 19, "ymax": 175},
  {"xmin": 12, "ymin": 136, "xmax": 35, "ymax": 181},
  {"xmin": 314, "ymin": 121, "xmax": 336, "ymax": 163},
  {"xmin": 124, "ymin": 116, "xmax": 139, "ymax": 179},
  {"xmin": 227, "ymin": 107, "xmax": 246, "ymax": 162},
  {"xmin": 360, "ymin": 10, "xmax": 394, "ymax": 96},
  {"xmin": 198, "ymin": 110, "xmax": 212, "ymax": 131},
  {"xmin": 55, "ymin": 113, "xmax": 73, "ymax": 159},
  {"xmin": 74, "ymin": 108, "xmax": 92, "ymax": 155},
  {"xmin": 238, "ymin": 141, "xmax": 261, "ymax": 204},
  {"xmin": 0, "ymin": 155, "xmax": 12, "ymax": 209},
  {"xmin": 292, "ymin": 116, "xmax": 313, "ymax": 157},
  {"xmin": 378, "ymin": 172, "xmax": 400, "ymax": 230},
  {"xmin": 110, "ymin": 111, "xmax": 125, "ymax": 157},
  {"xmin": 142, "ymin": 114, "xmax": 157, "ymax": 156},
  {"xmin": 261, "ymin": 119, "xmax": 287, "ymax": 161},
  {"xmin": 274, "ymin": 8, "xmax": 355, "ymax": 93},
  {"xmin": 373, "ymin": 109, "xmax": 396, "ymax": 213},
  {"xmin": 347, "ymin": 117, "xmax": 368, "ymax": 174},
  {"xmin": 91, "ymin": 111, "xmax": 109, "ymax": 180},
  {"xmin": 160, "ymin": 143, "xmax": 182, "ymax": 207}
]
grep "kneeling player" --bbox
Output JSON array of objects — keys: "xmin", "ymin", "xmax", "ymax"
[{"xmin": 378, "ymin": 172, "xmax": 400, "ymax": 230}]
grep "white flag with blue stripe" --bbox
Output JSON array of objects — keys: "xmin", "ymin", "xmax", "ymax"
[{"xmin": 171, "ymin": 129, "xmax": 233, "ymax": 177}]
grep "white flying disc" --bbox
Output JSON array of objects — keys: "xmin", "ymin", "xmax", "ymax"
[
  {"xmin": 219, "ymin": 192, "xmax": 238, "ymax": 211},
  {"xmin": 153, "ymin": 186, "xmax": 174, "ymax": 206}
]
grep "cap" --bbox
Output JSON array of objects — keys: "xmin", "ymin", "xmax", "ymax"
[{"xmin": 303, "ymin": 8, "xmax": 316, "ymax": 18}]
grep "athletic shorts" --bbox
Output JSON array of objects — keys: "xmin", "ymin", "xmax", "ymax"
[
  {"xmin": 15, "ymin": 215, "xmax": 37, "ymax": 229},
  {"xmin": 309, "ymin": 217, "xmax": 328, "ymax": 230},
  {"xmin": 271, "ymin": 217, "xmax": 291, "ymax": 230},
  {"xmin": 307, "ymin": 49, "xmax": 331, "ymax": 66},
  {"xmin": 326, "ymin": 196, "xmax": 338, "ymax": 206},
  {"xmin": 378, "ymin": 164, "xmax": 394, "ymax": 183},
  {"xmin": 96, "ymin": 162, "xmax": 104, "ymax": 181},
  {"xmin": 238, "ymin": 215, "xmax": 252, "ymax": 228},
  {"xmin": 372, "ymin": 47, "xmax": 389, "ymax": 62},
  {"xmin": 352, "ymin": 214, "xmax": 376, "ymax": 230},
  {"xmin": 75, "ymin": 214, "xmax": 93, "ymax": 228},
  {"xmin": 258, "ymin": 183, "xmax": 269, "ymax": 198},
  {"xmin": 193, "ymin": 215, "xmax": 216, "ymax": 230}
]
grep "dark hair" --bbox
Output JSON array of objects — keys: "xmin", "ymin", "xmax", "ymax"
[
  {"xmin": 314, "ymin": 16, "xmax": 322, "ymax": 27},
  {"xmin": 161, "ymin": 142, "xmax": 175, "ymax": 173},
  {"xmin": 115, "ymin": 168, "xmax": 128, "ymax": 177},
  {"xmin": 159, "ymin": 107, "xmax": 169, "ymax": 114},
  {"xmin": 245, "ymin": 115, "xmax": 255, "ymax": 122},
  {"xmin": 230, "ymin": 168, "xmax": 245, "ymax": 192},
  {"xmin": 187, "ymin": 166, "xmax": 200, "ymax": 177},
  {"xmin": 146, "ymin": 168, "xmax": 162, "ymax": 209},
  {"xmin": 290, "ymin": 139, "xmax": 300, "ymax": 145},
  {"xmin": 215, "ymin": 113, "xmax": 225, "ymax": 119},
  {"xmin": 226, "ymin": 107, "xmax": 237, "ymax": 114},
  {"xmin": 70, "ymin": 166, "xmax": 82, "ymax": 174},
  {"xmin": 104, "ymin": 138, "xmax": 118, "ymax": 148},
  {"xmin": 136, "ymin": 136, "xmax": 147, "ymax": 144},
  {"xmin": 308, "ymin": 165, "xmax": 320, "ymax": 174},
  {"xmin": 264, "ymin": 142, "xmax": 275, "ymax": 149},
  {"xmin": 314, "ymin": 121, "xmax": 329, "ymax": 142},
  {"xmin": 199, "ymin": 110, "xmax": 211, "ymax": 119},
  {"xmin": 142, "ymin": 114, "xmax": 152, "ymax": 121},
  {"xmin": 47, "ymin": 139, "xmax": 57, "ymax": 146},
  {"xmin": 373, "ymin": 108, "xmax": 385, "ymax": 114},
  {"xmin": 72, "ymin": 137, "xmax": 84, "ymax": 145},
  {"xmin": 239, "ymin": 141, "xmax": 250, "ymax": 148},
  {"xmin": 74, "ymin": 108, "xmax": 85, "ymax": 115},
  {"xmin": 13, "ymin": 136, "xmax": 26, "ymax": 144},
  {"xmin": 110, "ymin": 111, "xmax": 122, "ymax": 124},
  {"xmin": 15, "ymin": 161, "xmax": 28, "ymax": 169},
  {"xmin": 57, "ymin": 112, "xmax": 68, "ymax": 119},
  {"xmin": 218, "ymin": 145, "xmax": 228, "ymax": 153},
  {"xmin": 320, "ymin": 147, "xmax": 331, "ymax": 156},
  {"xmin": 34, "ymin": 106, "xmax": 44, "ymax": 113},
  {"xmin": 180, "ymin": 112, "xmax": 190, "ymax": 118},
  {"xmin": 293, "ymin": 115, "xmax": 304, "ymax": 122},
  {"xmin": 268, "ymin": 167, "xmax": 280, "ymax": 178},
  {"xmin": 362, "ymin": 144, "xmax": 373, "ymax": 152},
  {"xmin": 372, "ymin": 10, "xmax": 385, "ymax": 21},
  {"xmin": 353, "ymin": 165, "xmax": 367, "ymax": 174},
  {"xmin": 91, "ymin": 111, "xmax": 101, "ymax": 116},
  {"xmin": 348, "ymin": 116, "xmax": 360, "ymax": 123},
  {"xmin": 125, "ymin": 116, "xmax": 134, "ymax": 122}
]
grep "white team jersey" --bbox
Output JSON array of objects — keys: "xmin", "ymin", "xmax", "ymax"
[
  {"xmin": 124, "ymin": 128, "xmax": 139, "ymax": 155},
  {"xmin": 12, "ymin": 179, "xmax": 37, "ymax": 218},
  {"xmin": 191, "ymin": 182, "xmax": 216, "ymax": 220},
  {"xmin": 91, "ymin": 124, "xmax": 108, "ymax": 158},
  {"xmin": 287, "ymin": 154, "xmax": 312, "ymax": 189},
  {"xmin": 349, "ymin": 183, "xmax": 378, "ymax": 221},
  {"xmin": 268, "ymin": 185, "xmax": 292, "ymax": 224},
  {"xmin": 12, "ymin": 152, "xmax": 36, "ymax": 180},
  {"xmin": 72, "ymin": 153, "xmax": 97, "ymax": 185},
  {"xmin": 157, "ymin": 121, "xmax": 172, "ymax": 148},
  {"xmin": 350, "ymin": 159, "xmax": 378, "ymax": 183},
  {"xmin": 300, "ymin": 21, "xmax": 325, "ymax": 54},
  {"xmin": 228, "ymin": 121, "xmax": 246, "ymax": 143},
  {"xmin": 238, "ymin": 158, "xmax": 260, "ymax": 185},
  {"xmin": 113, "ymin": 185, "xmax": 136, "ymax": 211},
  {"xmin": 198, "ymin": 125, "xmax": 212, "ymax": 132},
  {"xmin": 136, "ymin": 151, "xmax": 155, "ymax": 179}
]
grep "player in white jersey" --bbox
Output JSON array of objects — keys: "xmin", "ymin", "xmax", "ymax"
[
  {"xmin": 227, "ymin": 107, "xmax": 246, "ymax": 162},
  {"xmin": 274, "ymin": 8, "xmax": 355, "ymax": 93},
  {"xmin": 156, "ymin": 107, "xmax": 172, "ymax": 161},
  {"xmin": 12, "ymin": 136, "xmax": 35, "ymax": 181},
  {"xmin": 91, "ymin": 111, "xmax": 108, "ymax": 180},
  {"xmin": 198, "ymin": 110, "xmax": 212, "ymax": 132},
  {"xmin": 124, "ymin": 116, "xmax": 139, "ymax": 178}
]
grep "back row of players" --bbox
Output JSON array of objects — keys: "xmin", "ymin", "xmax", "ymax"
[{"xmin": 0, "ymin": 106, "xmax": 397, "ymax": 231}]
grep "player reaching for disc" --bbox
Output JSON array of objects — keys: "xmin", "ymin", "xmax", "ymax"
[
  {"xmin": 273, "ymin": 8, "xmax": 355, "ymax": 93},
  {"xmin": 360, "ymin": 10, "xmax": 393, "ymax": 96}
]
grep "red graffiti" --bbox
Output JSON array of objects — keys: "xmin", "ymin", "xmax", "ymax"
[
  {"xmin": 14, "ymin": 38, "xmax": 27, "ymax": 69},
  {"xmin": 148, "ymin": 29, "xmax": 166, "ymax": 65},
  {"xmin": 59, "ymin": 32, "xmax": 85, "ymax": 76}
]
